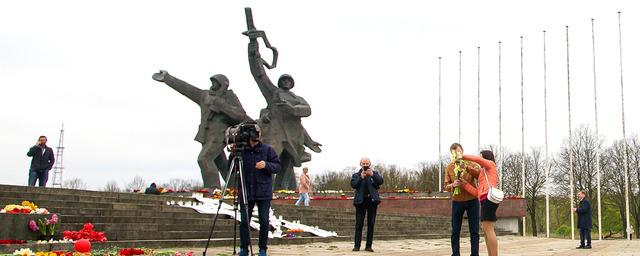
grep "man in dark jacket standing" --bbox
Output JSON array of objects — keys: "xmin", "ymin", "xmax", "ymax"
[
  {"xmin": 573, "ymin": 191, "xmax": 592, "ymax": 249},
  {"xmin": 27, "ymin": 136, "xmax": 55, "ymax": 187},
  {"xmin": 233, "ymin": 122, "xmax": 281, "ymax": 256},
  {"xmin": 351, "ymin": 157, "xmax": 384, "ymax": 252}
]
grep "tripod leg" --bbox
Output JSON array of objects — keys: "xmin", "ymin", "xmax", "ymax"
[
  {"xmin": 237, "ymin": 158, "xmax": 255, "ymax": 256},
  {"xmin": 202, "ymin": 157, "xmax": 237, "ymax": 256}
]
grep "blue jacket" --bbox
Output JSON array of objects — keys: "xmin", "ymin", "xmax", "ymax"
[
  {"xmin": 351, "ymin": 169, "xmax": 384, "ymax": 206},
  {"xmin": 576, "ymin": 198, "xmax": 592, "ymax": 229},
  {"xmin": 236, "ymin": 142, "xmax": 281, "ymax": 201}
]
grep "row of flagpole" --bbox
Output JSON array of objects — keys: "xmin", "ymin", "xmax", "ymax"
[{"xmin": 436, "ymin": 12, "xmax": 631, "ymax": 240}]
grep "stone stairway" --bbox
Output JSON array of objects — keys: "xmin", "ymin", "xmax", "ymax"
[{"xmin": 0, "ymin": 184, "xmax": 516, "ymax": 253}]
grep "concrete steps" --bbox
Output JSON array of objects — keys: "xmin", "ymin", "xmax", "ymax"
[{"xmin": 0, "ymin": 184, "xmax": 516, "ymax": 253}]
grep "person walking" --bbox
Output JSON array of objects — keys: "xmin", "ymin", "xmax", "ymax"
[
  {"xmin": 351, "ymin": 157, "xmax": 383, "ymax": 252},
  {"xmin": 573, "ymin": 191, "xmax": 592, "ymax": 249},
  {"xmin": 445, "ymin": 143, "xmax": 480, "ymax": 256},
  {"xmin": 295, "ymin": 167, "xmax": 312, "ymax": 206}
]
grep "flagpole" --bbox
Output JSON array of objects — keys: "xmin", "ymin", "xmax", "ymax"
[
  {"xmin": 543, "ymin": 30, "xmax": 550, "ymax": 239},
  {"xmin": 520, "ymin": 35, "xmax": 526, "ymax": 237},
  {"xmin": 439, "ymin": 57, "xmax": 443, "ymax": 192},
  {"xmin": 591, "ymin": 18, "xmax": 603, "ymax": 241},
  {"xmin": 566, "ymin": 25, "xmax": 575, "ymax": 241},
  {"xmin": 617, "ymin": 11, "xmax": 631, "ymax": 241}
]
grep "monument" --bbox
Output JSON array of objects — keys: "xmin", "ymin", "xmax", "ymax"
[{"xmin": 152, "ymin": 8, "xmax": 320, "ymax": 190}]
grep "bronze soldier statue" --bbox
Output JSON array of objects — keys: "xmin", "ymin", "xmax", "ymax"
[{"xmin": 152, "ymin": 70, "xmax": 250, "ymax": 189}]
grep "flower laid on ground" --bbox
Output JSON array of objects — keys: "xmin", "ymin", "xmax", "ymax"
[
  {"xmin": 283, "ymin": 228, "xmax": 304, "ymax": 239},
  {"xmin": 118, "ymin": 248, "xmax": 146, "ymax": 255},
  {"xmin": 22, "ymin": 201, "xmax": 38, "ymax": 211},
  {"xmin": 62, "ymin": 223, "xmax": 107, "ymax": 242},
  {"xmin": 274, "ymin": 189, "xmax": 295, "ymax": 194},
  {"xmin": 34, "ymin": 251, "xmax": 69, "ymax": 256},
  {"xmin": 35, "ymin": 238, "xmax": 74, "ymax": 244},
  {"xmin": 13, "ymin": 248, "xmax": 35, "ymax": 256},
  {"xmin": 0, "ymin": 239, "xmax": 27, "ymax": 245}
]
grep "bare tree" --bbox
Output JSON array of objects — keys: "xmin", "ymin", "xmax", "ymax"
[
  {"xmin": 63, "ymin": 178, "xmax": 87, "ymax": 190},
  {"xmin": 312, "ymin": 168, "xmax": 353, "ymax": 192},
  {"xmin": 102, "ymin": 180, "xmax": 121, "ymax": 192},
  {"xmin": 125, "ymin": 175, "xmax": 147, "ymax": 192},
  {"xmin": 602, "ymin": 139, "xmax": 630, "ymax": 237},
  {"xmin": 524, "ymin": 147, "xmax": 547, "ymax": 236},
  {"xmin": 414, "ymin": 161, "xmax": 440, "ymax": 193}
]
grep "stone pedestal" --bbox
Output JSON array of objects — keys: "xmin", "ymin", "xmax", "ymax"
[{"xmin": 0, "ymin": 213, "xmax": 58, "ymax": 241}]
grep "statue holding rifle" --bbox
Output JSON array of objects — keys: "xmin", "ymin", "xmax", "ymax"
[{"xmin": 243, "ymin": 7, "xmax": 322, "ymax": 190}]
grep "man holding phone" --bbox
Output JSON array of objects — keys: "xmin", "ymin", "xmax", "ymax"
[
  {"xmin": 351, "ymin": 157, "xmax": 384, "ymax": 252},
  {"xmin": 26, "ymin": 135, "xmax": 55, "ymax": 187}
]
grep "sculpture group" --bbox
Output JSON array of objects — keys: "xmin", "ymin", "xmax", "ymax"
[{"xmin": 152, "ymin": 8, "xmax": 321, "ymax": 190}]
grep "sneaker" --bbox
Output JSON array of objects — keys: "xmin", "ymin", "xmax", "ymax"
[
  {"xmin": 584, "ymin": 245, "xmax": 592, "ymax": 249},
  {"xmin": 258, "ymin": 249, "xmax": 267, "ymax": 256},
  {"xmin": 352, "ymin": 247, "xmax": 360, "ymax": 251},
  {"xmin": 576, "ymin": 245, "xmax": 585, "ymax": 249},
  {"xmin": 238, "ymin": 248, "xmax": 248, "ymax": 256},
  {"xmin": 364, "ymin": 247, "xmax": 374, "ymax": 252}
]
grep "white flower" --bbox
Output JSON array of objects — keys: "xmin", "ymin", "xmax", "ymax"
[{"xmin": 13, "ymin": 248, "xmax": 35, "ymax": 256}]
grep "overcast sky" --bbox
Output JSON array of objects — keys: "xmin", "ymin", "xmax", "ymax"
[{"xmin": 2, "ymin": 1, "xmax": 639, "ymax": 190}]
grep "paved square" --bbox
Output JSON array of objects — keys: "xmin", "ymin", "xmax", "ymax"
[{"xmin": 193, "ymin": 236, "xmax": 640, "ymax": 256}]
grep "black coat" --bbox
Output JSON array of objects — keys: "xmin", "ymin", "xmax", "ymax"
[
  {"xmin": 27, "ymin": 146, "xmax": 55, "ymax": 171},
  {"xmin": 576, "ymin": 198, "xmax": 592, "ymax": 229},
  {"xmin": 351, "ymin": 169, "xmax": 384, "ymax": 206}
]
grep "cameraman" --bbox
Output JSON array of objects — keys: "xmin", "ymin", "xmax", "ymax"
[
  {"xmin": 351, "ymin": 157, "xmax": 383, "ymax": 252},
  {"xmin": 230, "ymin": 123, "xmax": 281, "ymax": 256}
]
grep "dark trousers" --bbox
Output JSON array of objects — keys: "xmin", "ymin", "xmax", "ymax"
[
  {"xmin": 354, "ymin": 201, "xmax": 377, "ymax": 249},
  {"xmin": 239, "ymin": 199, "xmax": 271, "ymax": 251},
  {"xmin": 28, "ymin": 169, "xmax": 49, "ymax": 187},
  {"xmin": 579, "ymin": 228, "xmax": 591, "ymax": 247},
  {"xmin": 451, "ymin": 199, "xmax": 480, "ymax": 256}
]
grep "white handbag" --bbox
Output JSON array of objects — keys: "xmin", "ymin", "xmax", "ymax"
[{"xmin": 482, "ymin": 168, "xmax": 504, "ymax": 204}]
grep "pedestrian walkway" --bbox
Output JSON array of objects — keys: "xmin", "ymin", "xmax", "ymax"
[{"xmin": 192, "ymin": 236, "xmax": 640, "ymax": 256}]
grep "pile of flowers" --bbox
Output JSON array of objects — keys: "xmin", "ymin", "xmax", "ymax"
[
  {"xmin": 62, "ymin": 223, "xmax": 107, "ymax": 242},
  {"xmin": 119, "ymin": 248, "xmax": 146, "ymax": 255},
  {"xmin": 1, "ymin": 201, "xmax": 49, "ymax": 214},
  {"xmin": 0, "ymin": 239, "xmax": 27, "ymax": 245}
]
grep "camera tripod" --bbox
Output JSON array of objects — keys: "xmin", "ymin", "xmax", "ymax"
[{"xmin": 203, "ymin": 145, "xmax": 255, "ymax": 256}]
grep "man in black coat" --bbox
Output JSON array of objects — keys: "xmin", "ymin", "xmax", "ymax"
[
  {"xmin": 26, "ymin": 136, "xmax": 55, "ymax": 187},
  {"xmin": 573, "ymin": 191, "xmax": 592, "ymax": 249},
  {"xmin": 351, "ymin": 157, "xmax": 384, "ymax": 252}
]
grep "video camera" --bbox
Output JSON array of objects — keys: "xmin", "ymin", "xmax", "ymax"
[{"xmin": 224, "ymin": 121, "xmax": 261, "ymax": 147}]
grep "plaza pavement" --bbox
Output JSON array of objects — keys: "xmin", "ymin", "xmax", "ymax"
[{"xmin": 191, "ymin": 236, "xmax": 640, "ymax": 256}]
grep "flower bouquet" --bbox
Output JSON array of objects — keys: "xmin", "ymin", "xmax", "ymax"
[
  {"xmin": 28, "ymin": 214, "xmax": 59, "ymax": 240},
  {"xmin": 450, "ymin": 150, "xmax": 467, "ymax": 196}
]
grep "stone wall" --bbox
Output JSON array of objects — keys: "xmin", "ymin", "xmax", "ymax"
[{"xmin": 272, "ymin": 198, "xmax": 526, "ymax": 218}]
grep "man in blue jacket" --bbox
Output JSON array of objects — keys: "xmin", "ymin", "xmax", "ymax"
[
  {"xmin": 573, "ymin": 191, "xmax": 592, "ymax": 249},
  {"xmin": 27, "ymin": 136, "xmax": 55, "ymax": 187},
  {"xmin": 232, "ymin": 123, "xmax": 281, "ymax": 256},
  {"xmin": 351, "ymin": 157, "xmax": 384, "ymax": 252}
]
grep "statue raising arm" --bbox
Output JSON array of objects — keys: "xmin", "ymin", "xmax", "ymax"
[
  {"xmin": 247, "ymin": 37, "xmax": 278, "ymax": 105},
  {"xmin": 152, "ymin": 70, "xmax": 203, "ymax": 104}
]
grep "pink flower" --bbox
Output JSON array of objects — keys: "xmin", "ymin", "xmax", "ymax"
[
  {"xmin": 28, "ymin": 219, "xmax": 39, "ymax": 232},
  {"xmin": 50, "ymin": 214, "xmax": 59, "ymax": 224}
]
